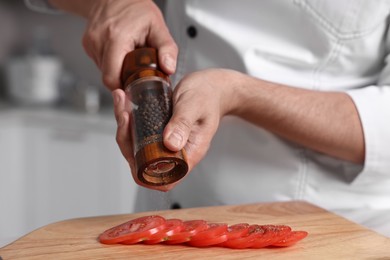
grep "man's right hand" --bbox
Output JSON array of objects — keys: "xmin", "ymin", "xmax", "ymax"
[{"xmin": 49, "ymin": 0, "xmax": 178, "ymax": 90}]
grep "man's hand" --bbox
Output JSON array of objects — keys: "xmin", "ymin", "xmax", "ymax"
[
  {"xmin": 113, "ymin": 69, "xmax": 239, "ymax": 191},
  {"xmin": 163, "ymin": 69, "xmax": 240, "ymax": 173},
  {"xmin": 49, "ymin": 0, "xmax": 178, "ymax": 90}
]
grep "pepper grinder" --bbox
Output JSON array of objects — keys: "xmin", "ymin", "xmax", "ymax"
[{"xmin": 121, "ymin": 48, "xmax": 188, "ymax": 186}]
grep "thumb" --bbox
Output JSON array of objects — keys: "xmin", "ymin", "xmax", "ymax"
[{"xmin": 163, "ymin": 112, "xmax": 196, "ymax": 152}]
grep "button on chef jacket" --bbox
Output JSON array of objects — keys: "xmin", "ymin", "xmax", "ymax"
[
  {"xmin": 136, "ymin": 0, "xmax": 390, "ymax": 237},
  {"xmin": 25, "ymin": 0, "xmax": 390, "ymax": 237}
]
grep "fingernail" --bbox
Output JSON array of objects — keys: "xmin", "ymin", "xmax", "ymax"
[
  {"xmin": 163, "ymin": 55, "xmax": 176, "ymax": 72},
  {"xmin": 167, "ymin": 131, "xmax": 183, "ymax": 149}
]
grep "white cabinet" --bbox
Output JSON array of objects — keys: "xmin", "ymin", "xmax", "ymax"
[
  {"xmin": 0, "ymin": 109, "xmax": 138, "ymax": 246},
  {"xmin": 0, "ymin": 119, "xmax": 28, "ymax": 245}
]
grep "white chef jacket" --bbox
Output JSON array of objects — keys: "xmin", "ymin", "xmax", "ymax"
[
  {"xmin": 26, "ymin": 0, "xmax": 390, "ymax": 236},
  {"xmin": 136, "ymin": 0, "xmax": 390, "ymax": 237}
]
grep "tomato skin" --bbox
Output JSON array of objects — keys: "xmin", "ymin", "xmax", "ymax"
[
  {"xmin": 143, "ymin": 219, "xmax": 184, "ymax": 245},
  {"xmin": 99, "ymin": 215, "xmax": 166, "ymax": 245},
  {"xmin": 119, "ymin": 236, "xmax": 145, "ymax": 245},
  {"xmin": 165, "ymin": 220, "xmax": 208, "ymax": 245},
  {"xmin": 190, "ymin": 223, "xmax": 228, "ymax": 242},
  {"xmin": 272, "ymin": 231, "xmax": 308, "ymax": 247},
  {"xmin": 187, "ymin": 234, "xmax": 229, "ymax": 247},
  {"xmin": 186, "ymin": 223, "xmax": 228, "ymax": 247}
]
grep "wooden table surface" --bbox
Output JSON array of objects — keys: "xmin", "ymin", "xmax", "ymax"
[{"xmin": 1, "ymin": 201, "xmax": 389, "ymax": 259}]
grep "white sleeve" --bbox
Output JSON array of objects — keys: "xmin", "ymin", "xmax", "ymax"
[
  {"xmin": 346, "ymin": 27, "xmax": 390, "ymax": 184},
  {"xmin": 24, "ymin": 0, "xmax": 61, "ymax": 14},
  {"xmin": 347, "ymin": 86, "xmax": 390, "ymax": 183}
]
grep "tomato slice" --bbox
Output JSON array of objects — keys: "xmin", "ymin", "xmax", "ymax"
[
  {"xmin": 272, "ymin": 231, "xmax": 308, "ymax": 247},
  {"xmin": 143, "ymin": 219, "xmax": 184, "ymax": 245},
  {"xmin": 165, "ymin": 220, "xmax": 208, "ymax": 244},
  {"xmin": 221, "ymin": 225, "xmax": 265, "ymax": 249},
  {"xmin": 214, "ymin": 223, "xmax": 249, "ymax": 247},
  {"xmin": 190, "ymin": 223, "xmax": 228, "ymax": 241},
  {"xmin": 225, "ymin": 223, "xmax": 250, "ymax": 240},
  {"xmin": 99, "ymin": 215, "xmax": 166, "ymax": 245},
  {"xmin": 250, "ymin": 225, "xmax": 291, "ymax": 248},
  {"xmin": 188, "ymin": 234, "xmax": 229, "ymax": 247},
  {"xmin": 97, "ymin": 214, "xmax": 308, "ymax": 249}
]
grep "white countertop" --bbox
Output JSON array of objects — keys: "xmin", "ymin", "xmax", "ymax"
[{"xmin": 0, "ymin": 102, "xmax": 117, "ymax": 133}]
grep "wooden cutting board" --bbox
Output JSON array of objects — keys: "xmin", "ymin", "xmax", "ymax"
[{"xmin": 1, "ymin": 201, "xmax": 389, "ymax": 259}]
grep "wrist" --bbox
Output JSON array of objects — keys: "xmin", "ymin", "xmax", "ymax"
[{"xmin": 223, "ymin": 70, "xmax": 258, "ymax": 117}]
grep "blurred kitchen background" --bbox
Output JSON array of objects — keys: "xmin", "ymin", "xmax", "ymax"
[{"xmin": 0, "ymin": 0, "xmax": 164, "ymax": 247}]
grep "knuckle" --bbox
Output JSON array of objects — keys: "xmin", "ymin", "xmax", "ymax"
[
  {"xmin": 82, "ymin": 32, "xmax": 93, "ymax": 51},
  {"xmin": 102, "ymin": 74, "xmax": 118, "ymax": 90},
  {"xmin": 115, "ymin": 132, "xmax": 122, "ymax": 145},
  {"xmin": 82, "ymin": 30, "xmax": 100, "ymax": 59},
  {"xmin": 105, "ymin": 23, "xmax": 121, "ymax": 41},
  {"xmin": 83, "ymin": 28, "xmax": 98, "ymax": 45}
]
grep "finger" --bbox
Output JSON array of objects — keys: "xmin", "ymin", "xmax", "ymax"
[
  {"xmin": 113, "ymin": 92, "xmax": 155, "ymax": 190},
  {"xmin": 113, "ymin": 89, "xmax": 133, "ymax": 162},
  {"xmin": 148, "ymin": 24, "xmax": 178, "ymax": 75},
  {"xmin": 115, "ymin": 111, "xmax": 134, "ymax": 164},
  {"xmin": 183, "ymin": 129, "xmax": 213, "ymax": 173},
  {"xmin": 101, "ymin": 40, "xmax": 135, "ymax": 91},
  {"xmin": 112, "ymin": 89, "xmax": 127, "ymax": 122},
  {"xmin": 81, "ymin": 37, "xmax": 98, "ymax": 67},
  {"xmin": 82, "ymin": 41, "xmax": 100, "ymax": 69},
  {"xmin": 163, "ymin": 100, "xmax": 200, "ymax": 152},
  {"xmin": 82, "ymin": 29, "xmax": 104, "ymax": 69},
  {"xmin": 114, "ymin": 91, "xmax": 180, "ymax": 192}
]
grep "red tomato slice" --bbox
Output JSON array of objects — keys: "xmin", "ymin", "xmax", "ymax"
[
  {"xmin": 190, "ymin": 223, "xmax": 228, "ymax": 242},
  {"xmin": 272, "ymin": 231, "xmax": 308, "ymax": 247},
  {"xmin": 165, "ymin": 220, "xmax": 208, "ymax": 244},
  {"xmin": 188, "ymin": 234, "xmax": 229, "ymax": 247},
  {"xmin": 221, "ymin": 225, "xmax": 265, "ymax": 249},
  {"xmin": 99, "ymin": 215, "xmax": 166, "ymax": 245},
  {"xmin": 143, "ymin": 219, "xmax": 184, "ymax": 245},
  {"xmin": 251, "ymin": 225, "xmax": 292, "ymax": 249},
  {"xmin": 225, "ymin": 223, "xmax": 250, "ymax": 240},
  {"xmin": 98, "ymin": 214, "xmax": 308, "ymax": 249}
]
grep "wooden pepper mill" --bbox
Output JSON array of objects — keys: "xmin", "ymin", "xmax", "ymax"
[{"xmin": 121, "ymin": 48, "xmax": 188, "ymax": 186}]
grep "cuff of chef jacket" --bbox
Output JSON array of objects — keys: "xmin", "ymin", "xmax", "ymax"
[
  {"xmin": 346, "ymin": 86, "xmax": 390, "ymax": 184},
  {"xmin": 24, "ymin": 0, "xmax": 62, "ymax": 14}
]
